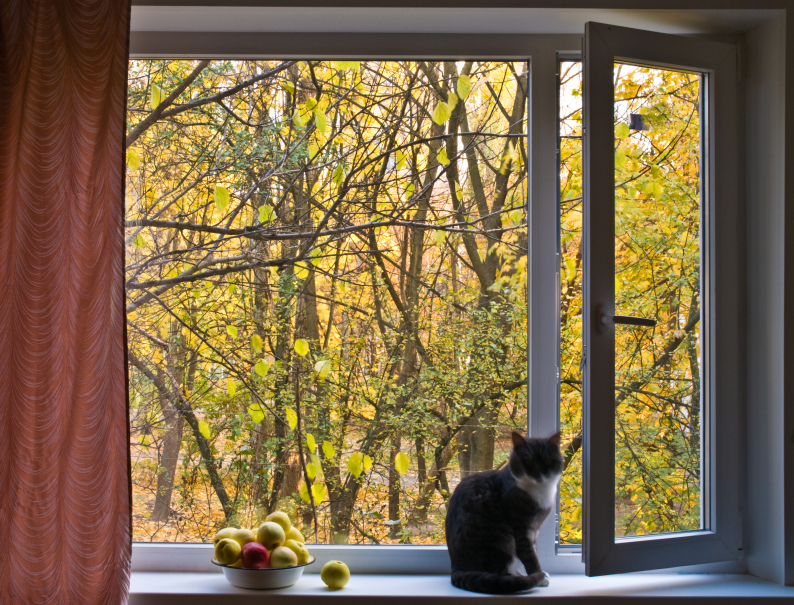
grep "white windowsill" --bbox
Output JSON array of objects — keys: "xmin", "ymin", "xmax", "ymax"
[{"xmin": 130, "ymin": 571, "xmax": 794, "ymax": 604}]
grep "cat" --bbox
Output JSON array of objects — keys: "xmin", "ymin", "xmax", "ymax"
[{"xmin": 445, "ymin": 431, "xmax": 563, "ymax": 594}]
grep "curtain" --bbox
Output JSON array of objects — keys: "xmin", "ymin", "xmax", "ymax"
[{"xmin": 0, "ymin": 1, "xmax": 132, "ymax": 603}]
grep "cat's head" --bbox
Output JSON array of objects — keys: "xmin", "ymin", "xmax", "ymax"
[{"xmin": 508, "ymin": 431, "xmax": 564, "ymax": 484}]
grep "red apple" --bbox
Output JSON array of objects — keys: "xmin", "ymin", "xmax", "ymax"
[{"xmin": 241, "ymin": 542, "xmax": 270, "ymax": 569}]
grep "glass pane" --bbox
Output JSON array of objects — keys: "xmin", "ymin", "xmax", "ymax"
[
  {"xmin": 613, "ymin": 64, "xmax": 703, "ymax": 538},
  {"xmin": 558, "ymin": 60, "xmax": 584, "ymax": 546},
  {"xmin": 125, "ymin": 60, "xmax": 528, "ymax": 544}
]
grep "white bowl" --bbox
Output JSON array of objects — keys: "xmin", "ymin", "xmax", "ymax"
[{"xmin": 212, "ymin": 556, "xmax": 316, "ymax": 590}]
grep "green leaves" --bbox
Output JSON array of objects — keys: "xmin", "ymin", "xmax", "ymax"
[
  {"xmin": 198, "ymin": 420, "xmax": 211, "ymax": 441},
  {"xmin": 314, "ymin": 109, "xmax": 327, "ymax": 133},
  {"xmin": 285, "ymin": 408, "xmax": 297, "ymax": 430},
  {"xmin": 254, "ymin": 359, "xmax": 270, "ymax": 377},
  {"xmin": 314, "ymin": 359, "xmax": 332, "ymax": 380},
  {"xmin": 227, "ymin": 379, "xmax": 237, "ymax": 396},
  {"xmin": 332, "ymin": 164, "xmax": 347, "ymax": 186},
  {"xmin": 251, "ymin": 334, "xmax": 263, "ymax": 354},
  {"xmin": 616, "ymin": 122, "xmax": 631, "ymax": 138},
  {"xmin": 133, "ymin": 234, "xmax": 146, "ymax": 249},
  {"xmin": 456, "ymin": 75, "xmax": 472, "ymax": 100},
  {"xmin": 258, "ymin": 204, "xmax": 275, "ymax": 224},
  {"xmin": 126, "ymin": 149, "xmax": 140, "ymax": 171},
  {"xmin": 394, "ymin": 452, "xmax": 410, "ymax": 476},
  {"xmin": 226, "ymin": 325, "xmax": 238, "ymax": 339},
  {"xmin": 248, "ymin": 403, "xmax": 265, "ymax": 424},
  {"xmin": 294, "ymin": 338, "xmax": 309, "ymax": 357},
  {"xmin": 214, "ymin": 185, "xmax": 230, "ymax": 210},
  {"xmin": 322, "ymin": 440, "xmax": 335, "ymax": 459}
]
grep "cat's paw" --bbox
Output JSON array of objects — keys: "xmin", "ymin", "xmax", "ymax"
[{"xmin": 536, "ymin": 572, "xmax": 550, "ymax": 587}]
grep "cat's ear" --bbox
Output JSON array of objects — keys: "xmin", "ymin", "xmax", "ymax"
[
  {"xmin": 549, "ymin": 432, "xmax": 562, "ymax": 448},
  {"xmin": 511, "ymin": 431, "xmax": 527, "ymax": 449}
]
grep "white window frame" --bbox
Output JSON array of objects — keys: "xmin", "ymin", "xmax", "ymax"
[{"xmin": 127, "ymin": 16, "xmax": 754, "ymax": 578}]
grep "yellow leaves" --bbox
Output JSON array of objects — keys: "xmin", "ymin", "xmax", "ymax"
[
  {"xmin": 294, "ymin": 338, "xmax": 309, "ymax": 357},
  {"xmin": 395, "ymin": 149, "xmax": 407, "ymax": 170},
  {"xmin": 454, "ymin": 181, "xmax": 463, "ymax": 202},
  {"xmin": 335, "ymin": 60, "xmax": 361, "ymax": 71},
  {"xmin": 322, "ymin": 440, "xmax": 335, "ymax": 459},
  {"xmin": 258, "ymin": 204, "xmax": 275, "ymax": 224},
  {"xmin": 281, "ymin": 81, "xmax": 295, "ymax": 95},
  {"xmin": 285, "ymin": 408, "xmax": 298, "ymax": 430},
  {"xmin": 437, "ymin": 147, "xmax": 450, "ymax": 166},
  {"xmin": 643, "ymin": 180, "xmax": 665, "ymax": 199},
  {"xmin": 306, "ymin": 433, "xmax": 317, "ymax": 452},
  {"xmin": 615, "ymin": 122, "xmax": 630, "ymax": 138},
  {"xmin": 431, "ymin": 93, "xmax": 458, "ymax": 125},
  {"xmin": 394, "ymin": 452, "xmax": 410, "ymax": 476},
  {"xmin": 314, "ymin": 108, "xmax": 327, "ymax": 133},
  {"xmin": 226, "ymin": 325, "xmax": 238, "ymax": 339},
  {"xmin": 248, "ymin": 403, "xmax": 265, "ymax": 424},
  {"xmin": 214, "ymin": 185, "xmax": 230, "ymax": 210},
  {"xmin": 127, "ymin": 149, "xmax": 141, "ymax": 171},
  {"xmin": 404, "ymin": 182, "xmax": 415, "ymax": 199},
  {"xmin": 198, "ymin": 420, "xmax": 211, "ymax": 440},
  {"xmin": 615, "ymin": 149, "xmax": 628, "ymax": 169},
  {"xmin": 140, "ymin": 435, "xmax": 151, "ymax": 446},
  {"xmin": 456, "ymin": 74, "xmax": 472, "ymax": 100},
  {"xmin": 564, "ymin": 258, "xmax": 577, "ymax": 282},
  {"xmin": 315, "ymin": 359, "xmax": 332, "ymax": 380},
  {"xmin": 150, "ymin": 83, "xmax": 164, "ymax": 109},
  {"xmin": 294, "ymin": 262, "xmax": 310, "ymax": 280},
  {"xmin": 293, "ymin": 109, "xmax": 307, "ymax": 128},
  {"xmin": 435, "ymin": 230, "xmax": 446, "ymax": 247},
  {"xmin": 133, "ymin": 234, "xmax": 146, "ymax": 249},
  {"xmin": 363, "ymin": 454, "xmax": 372, "ymax": 472},
  {"xmin": 501, "ymin": 141, "xmax": 521, "ymax": 173},
  {"xmin": 251, "ymin": 334, "xmax": 263, "ymax": 354},
  {"xmin": 255, "ymin": 359, "xmax": 270, "ymax": 377},
  {"xmin": 227, "ymin": 379, "xmax": 237, "ymax": 396},
  {"xmin": 348, "ymin": 451, "xmax": 364, "ymax": 478},
  {"xmin": 332, "ymin": 164, "xmax": 346, "ymax": 186},
  {"xmin": 299, "ymin": 480, "xmax": 327, "ymax": 504}
]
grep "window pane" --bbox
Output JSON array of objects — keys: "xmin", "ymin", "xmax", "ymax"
[
  {"xmin": 612, "ymin": 64, "xmax": 703, "ymax": 538},
  {"xmin": 558, "ymin": 60, "xmax": 584, "ymax": 546},
  {"xmin": 126, "ymin": 60, "xmax": 528, "ymax": 544}
]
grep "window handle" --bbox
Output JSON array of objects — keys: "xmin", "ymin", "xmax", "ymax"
[{"xmin": 600, "ymin": 314, "xmax": 657, "ymax": 328}]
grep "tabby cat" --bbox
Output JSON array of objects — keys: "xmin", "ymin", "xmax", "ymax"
[{"xmin": 445, "ymin": 431, "xmax": 563, "ymax": 594}]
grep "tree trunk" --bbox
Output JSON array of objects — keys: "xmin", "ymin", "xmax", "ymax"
[{"xmin": 152, "ymin": 396, "xmax": 183, "ymax": 522}]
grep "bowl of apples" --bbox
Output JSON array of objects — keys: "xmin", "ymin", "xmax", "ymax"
[{"xmin": 212, "ymin": 511, "xmax": 315, "ymax": 590}]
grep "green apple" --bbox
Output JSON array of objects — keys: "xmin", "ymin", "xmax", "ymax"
[
  {"xmin": 266, "ymin": 511, "xmax": 292, "ymax": 535},
  {"xmin": 269, "ymin": 545, "xmax": 298, "ymax": 568},
  {"xmin": 212, "ymin": 527, "xmax": 237, "ymax": 546},
  {"xmin": 257, "ymin": 521, "xmax": 286, "ymax": 551},
  {"xmin": 321, "ymin": 560, "xmax": 350, "ymax": 589},
  {"xmin": 284, "ymin": 539, "xmax": 310, "ymax": 565},
  {"xmin": 215, "ymin": 538, "xmax": 242, "ymax": 566},
  {"xmin": 232, "ymin": 528, "xmax": 256, "ymax": 548},
  {"xmin": 286, "ymin": 526, "xmax": 305, "ymax": 543}
]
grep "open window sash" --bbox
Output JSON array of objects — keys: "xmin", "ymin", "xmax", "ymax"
[{"xmin": 582, "ymin": 22, "xmax": 742, "ymax": 576}]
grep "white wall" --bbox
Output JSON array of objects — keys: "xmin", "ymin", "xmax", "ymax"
[{"xmin": 744, "ymin": 14, "xmax": 787, "ymax": 585}]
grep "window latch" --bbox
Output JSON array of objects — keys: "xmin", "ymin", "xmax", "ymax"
[{"xmin": 600, "ymin": 314, "xmax": 657, "ymax": 328}]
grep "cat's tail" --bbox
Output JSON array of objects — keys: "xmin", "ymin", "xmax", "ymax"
[{"xmin": 451, "ymin": 570, "xmax": 549, "ymax": 594}]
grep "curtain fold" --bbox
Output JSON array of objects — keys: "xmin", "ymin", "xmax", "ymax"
[{"xmin": 0, "ymin": 1, "xmax": 132, "ymax": 603}]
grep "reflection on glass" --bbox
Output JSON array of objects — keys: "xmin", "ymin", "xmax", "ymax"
[
  {"xmin": 613, "ymin": 64, "xmax": 703, "ymax": 537},
  {"xmin": 558, "ymin": 61, "xmax": 584, "ymax": 545}
]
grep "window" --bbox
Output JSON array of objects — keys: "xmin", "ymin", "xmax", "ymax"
[
  {"xmin": 126, "ymin": 60, "xmax": 529, "ymax": 546},
  {"xmin": 127, "ymin": 16, "xmax": 750, "ymax": 578}
]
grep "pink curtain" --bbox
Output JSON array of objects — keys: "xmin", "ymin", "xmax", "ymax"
[{"xmin": 0, "ymin": 1, "xmax": 132, "ymax": 603}]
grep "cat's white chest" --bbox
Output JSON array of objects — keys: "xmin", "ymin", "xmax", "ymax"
[{"xmin": 513, "ymin": 472, "xmax": 561, "ymax": 509}]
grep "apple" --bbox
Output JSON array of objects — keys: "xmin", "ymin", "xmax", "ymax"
[
  {"xmin": 269, "ymin": 546, "xmax": 298, "ymax": 568},
  {"xmin": 284, "ymin": 539, "xmax": 310, "ymax": 565},
  {"xmin": 266, "ymin": 511, "xmax": 292, "ymax": 535},
  {"xmin": 321, "ymin": 560, "xmax": 350, "ymax": 589},
  {"xmin": 241, "ymin": 542, "xmax": 270, "ymax": 569},
  {"xmin": 215, "ymin": 538, "xmax": 242, "ymax": 566},
  {"xmin": 257, "ymin": 521, "xmax": 286, "ymax": 551},
  {"xmin": 286, "ymin": 526, "xmax": 305, "ymax": 543},
  {"xmin": 232, "ymin": 528, "xmax": 256, "ymax": 548},
  {"xmin": 212, "ymin": 527, "xmax": 237, "ymax": 546}
]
